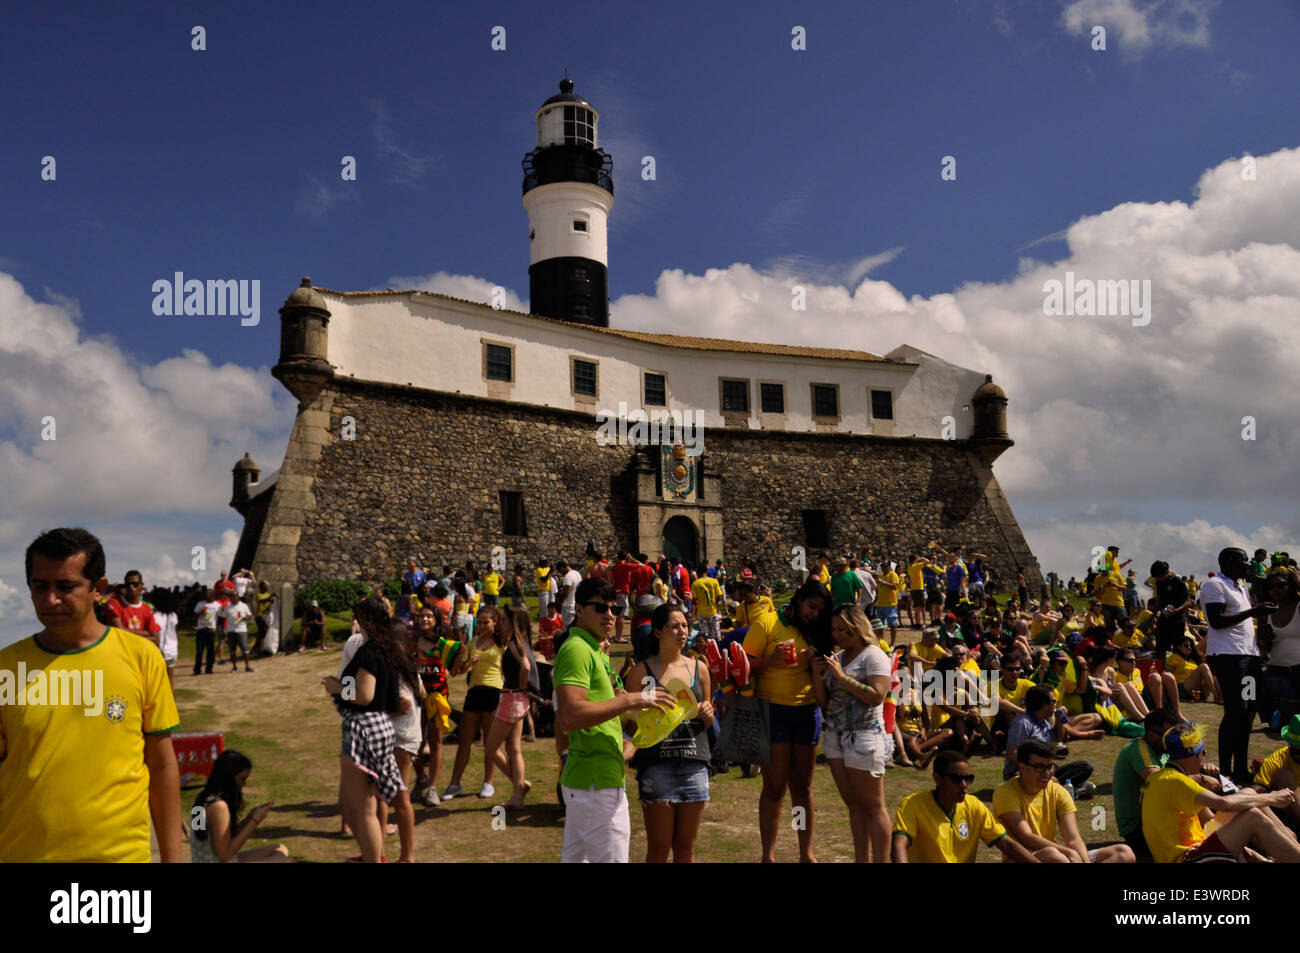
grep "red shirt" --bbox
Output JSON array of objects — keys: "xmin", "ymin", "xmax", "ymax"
[
  {"xmin": 611, "ymin": 560, "xmax": 638, "ymax": 594},
  {"xmin": 109, "ymin": 599, "xmax": 160, "ymax": 637},
  {"xmin": 674, "ymin": 566, "xmax": 691, "ymax": 598},
  {"xmin": 632, "ymin": 564, "xmax": 656, "ymax": 600},
  {"xmin": 215, "ymin": 578, "xmax": 237, "ymax": 601},
  {"xmin": 539, "ymin": 615, "xmax": 562, "ymax": 637}
]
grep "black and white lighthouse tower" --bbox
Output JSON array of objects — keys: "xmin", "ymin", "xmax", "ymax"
[{"xmin": 522, "ymin": 78, "xmax": 614, "ymax": 327}]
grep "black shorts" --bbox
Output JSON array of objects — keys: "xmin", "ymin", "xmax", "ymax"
[{"xmin": 465, "ymin": 685, "xmax": 502, "ymax": 714}]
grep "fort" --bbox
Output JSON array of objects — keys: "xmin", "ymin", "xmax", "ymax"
[{"xmin": 228, "ymin": 79, "xmax": 1042, "ymax": 594}]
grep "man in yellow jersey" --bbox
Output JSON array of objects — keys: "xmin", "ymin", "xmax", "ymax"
[
  {"xmin": 691, "ymin": 569, "xmax": 724, "ymax": 642},
  {"xmin": 907, "ymin": 554, "xmax": 927, "ymax": 629},
  {"xmin": 1, "ymin": 527, "xmax": 181, "ymax": 862},
  {"xmin": 892, "ymin": 750, "xmax": 1036, "ymax": 862},
  {"xmin": 995, "ymin": 740, "xmax": 1134, "ymax": 862},
  {"xmin": 873, "ymin": 561, "xmax": 901, "ymax": 643},
  {"xmin": 1142, "ymin": 722, "xmax": 1300, "ymax": 863},
  {"xmin": 1249, "ymin": 715, "xmax": 1300, "ymax": 833}
]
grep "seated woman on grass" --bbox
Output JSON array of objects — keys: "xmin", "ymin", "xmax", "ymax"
[
  {"xmin": 190, "ymin": 750, "xmax": 292, "ymax": 863},
  {"xmin": 1166, "ymin": 635, "xmax": 1221, "ymax": 705}
]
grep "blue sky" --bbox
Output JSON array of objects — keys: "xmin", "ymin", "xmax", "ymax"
[{"xmin": 2, "ymin": 0, "xmax": 1298, "ymax": 641}]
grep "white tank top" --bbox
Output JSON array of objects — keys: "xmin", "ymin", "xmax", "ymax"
[{"xmin": 1269, "ymin": 604, "xmax": 1300, "ymax": 667}]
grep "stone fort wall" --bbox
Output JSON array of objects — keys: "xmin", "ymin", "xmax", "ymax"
[{"xmin": 276, "ymin": 377, "xmax": 1042, "ymax": 592}]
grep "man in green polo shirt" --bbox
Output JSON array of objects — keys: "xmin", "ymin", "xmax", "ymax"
[{"xmin": 555, "ymin": 577, "xmax": 674, "ymax": 862}]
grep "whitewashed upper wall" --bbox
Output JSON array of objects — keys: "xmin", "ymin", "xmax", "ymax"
[{"xmin": 323, "ymin": 293, "xmax": 982, "ymax": 439}]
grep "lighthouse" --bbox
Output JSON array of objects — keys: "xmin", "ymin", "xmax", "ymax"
[{"xmin": 522, "ymin": 78, "xmax": 614, "ymax": 327}]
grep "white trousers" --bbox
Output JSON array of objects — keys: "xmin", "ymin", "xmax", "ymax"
[{"xmin": 561, "ymin": 785, "xmax": 630, "ymax": 863}]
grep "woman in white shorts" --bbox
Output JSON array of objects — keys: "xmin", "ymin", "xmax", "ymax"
[{"xmin": 810, "ymin": 604, "xmax": 893, "ymax": 863}]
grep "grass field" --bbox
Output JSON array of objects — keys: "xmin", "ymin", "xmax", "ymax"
[{"xmin": 164, "ymin": 593, "xmax": 1284, "ymax": 863}]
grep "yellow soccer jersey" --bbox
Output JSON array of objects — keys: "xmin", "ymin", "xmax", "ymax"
[
  {"xmin": 993, "ymin": 777, "xmax": 1076, "ymax": 861},
  {"xmin": 997, "ymin": 677, "xmax": 1036, "ymax": 710},
  {"xmin": 912, "ymin": 640, "xmax": 947, "ymax": 669},
  {"xmin": 1165, "ymin": 653, "xmax": 1198, "ymax": 684},
  {"xmin": 734, "ymin": 597, "xmax": 776, "ymax": 628},
  {"xmin": 1253, "ymin": 746, "xmax": 1300, "ymax": 789},
  {"xmin": 894, "ymin": 791, "xmax": 1006, "ymax": 863},
  {"xmin": 691, "ymin": 576, "xmax": 723, "ymax": 617},
  {"xmin": 1115, "ymin": 667, "xmax": 1145, "ymax": 692},
  {"xmin": 1141, "ymin": 766, "xmax": 1207, "ymax": 864},
  {"xmin": 0, "ymin": 627, "xmax": 179, "ymax": 862},
  {"xmin": 876, "ymin": 572, "xmax": 900, "ymax": 608}
]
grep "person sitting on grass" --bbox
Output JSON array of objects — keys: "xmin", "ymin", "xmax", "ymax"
[
  {"xmin": 189, "ymin": 751, "xmax": 292, "ymax": 863},
  {"xmin": 1112, "ymin": 709, "xmax": 1181, "ymax": 860},
  {"xmin": 1099, "ymin": 647, "xmax": 1150, "ymax": 721},
  {"xmin": 908, "ymin": 627, "xmax": 949, "ymax": 671},
  {"xmin": 994, "ymin": 739, "xmax": 1134, "ymax": 863},
  {"xmin": 1250, "ymin": 714, "xmax": 1300, "ymax": 836},
  {"xmin": 1005, "ymin": 686, "xmax": 1097, "ymax": 798},
  {"xmin": 892, "ymin": 750, "xmax": 1037, "ymax": 863},
  {"xmin": 1165, "ymin": 635, "xmax": 1221, "ymax": 704},
  {"xmin": 894, "ymin": 677, "xmax": 951, "ymax": 769},
  {"xmin": 928, "ymin": 653, "xmax": 996, "ymax": 754},
  {"xmin": 991, "ymin": 655, "xmax": 1037, "ymax": 751},
  {"xmin": 1141, "ymin": 721, "xmax": 1300, "ymax": 863}
]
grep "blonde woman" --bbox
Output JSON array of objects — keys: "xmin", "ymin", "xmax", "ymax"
[{"xmin": 810, "ymin": 604, "xmax": 892, "ymax": 862}]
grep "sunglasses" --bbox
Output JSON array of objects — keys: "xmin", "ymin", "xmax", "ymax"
[
  {"xmin": 1024, "ymin": 762, "xmax": 1055, "ymax": 774},
  {"xmin": 582, "ymin": 602, "xmax": 620, "ymax": 615},
  {"xmin": 940, "ymin": 772, "xmax": 976, "ymax": 784}
]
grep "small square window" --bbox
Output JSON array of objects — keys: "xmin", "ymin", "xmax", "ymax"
[
  {"xmin": 645, "ymin": 373, "xmax": 666, "ymax": 406},
  {"xmin": 573, "ymin": 359, "xmax": 597, "ymax": 396},
  {"xmin": 812, "ymin": 384, "xmax": 838, "ymax": 418},
  {"xmin": 870, "ymin": 389, "xmax": 894, "ymax": 420},
  {"xmin": 760, "ymin": 383, "xmax": 785, "ymax": 414},
  {"xmin": 573, "ymin": 219, "xmax": 587, "ymax": 233},
  {"xmin": 721, "ymin": 379, "xmax": 749, "ymax": 413},
  {"xmin": 486, "ymin": 344, "xmax": 512, "ymax": 382}
]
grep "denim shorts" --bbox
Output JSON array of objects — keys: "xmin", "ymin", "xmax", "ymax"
[
  {"xmin": 769, "ymin": 702, "xmax": 822, "ymax": 746},
  {"xmin": 875, "ymin": 606, "xmax": 900, "ymax": 627},
  {"xmin": 823, "ymin": 725, "xmax": 887, "ymax": 777},
  {"xmin": 636, "ymin": 760, "xmax": 710, "ymax": 804}
]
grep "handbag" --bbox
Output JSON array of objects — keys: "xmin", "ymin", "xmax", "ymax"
[{"xmin": 716, "ymin": 694, "xmax": 771, "ymax": 766}]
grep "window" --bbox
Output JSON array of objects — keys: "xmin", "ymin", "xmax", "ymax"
[
  {"xmin": 485, "ymin": 343, "xmax": 513, "ymax": 382},
  {"xmin": 812, "ymin": 384, "xmax": 839, "ymax": 418},
  {"xmin": 870, "ymin": 389, "xmax": 894, "ymax": 420},
  {"xmin": 573, "ymin": 359, "xmax": 597, "ymax": 397},
  {"xmin": 721, "ymin": 379, "xmax": 749, "ymax": 413},
  {"xmin": 644, "ymin": 372, "xmax": 666, "ymax": 406},
  {"xmin": 563, "ymin": 105, "xmax": 595, "ymax": 146},
  {"xmin": 802, "ymin": 510, "xmax": 829, "ymax": 549},
  {"xmin": 500, "ymin": 491, "xmax": 527, "ymax": 537},
  {"xmin": 760, "ymin": 382, "xmax": 785, "ymax": 414},
  {"xmin": 572, "ymin": 219, "xmax": 588, "ymax": 233}
]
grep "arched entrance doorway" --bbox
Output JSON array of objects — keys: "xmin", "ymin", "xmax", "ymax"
[{"xmin": 662, "ymin": 515, "xmax": 699, "ymax": 567}]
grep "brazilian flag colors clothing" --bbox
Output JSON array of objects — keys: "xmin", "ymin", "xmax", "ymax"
[
  {"xmin": 0, "ymin": 627, "xmax": 180, "ymax": 862},
  {"xmin": 893, "ymin": 791, "xmax": 1007, "ymax": 863}
]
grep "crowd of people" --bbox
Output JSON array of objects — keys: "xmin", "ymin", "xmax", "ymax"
[{"xmin": 3, "ymin": 527, "xmax": 1299, "ymax": 866}]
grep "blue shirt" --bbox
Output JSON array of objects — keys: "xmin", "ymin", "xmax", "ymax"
[
  {"xmin": 945, "ymin": 563, "xmax": 967, "ymax": 593},
  {"xmin": 1004, "ymin": 712, "xmax": 1053, "ymax": 779},
  {"xmin": 403, "ymin": 570, "xmax": 426, "ymax": 593}
]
